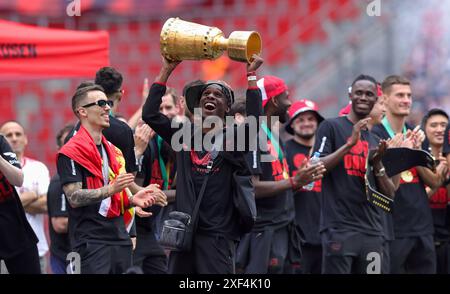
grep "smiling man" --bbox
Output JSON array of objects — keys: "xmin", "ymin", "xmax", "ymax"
[
  {"xmin": 142, "ymin": 54, "xmax": 263, "ymax": 274},
  {"xmin": 372, "ymin": 75, "xmax": 444, "ymax": 274},
  {"xmin": 315, "ymin": 74, "xmax": 396, "ymax": 274},
  {"xmin": 284, "ymin": 99, "xmax": 324, "ymax": 274},
  {"xmin": 57, "ymin": 85, "xmax": 157, "ymax": 274}
]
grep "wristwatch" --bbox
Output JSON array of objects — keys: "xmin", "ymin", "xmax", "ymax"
[{"xmin": 374, "ymin": 167, "xmax": 386, "ymax": 177}]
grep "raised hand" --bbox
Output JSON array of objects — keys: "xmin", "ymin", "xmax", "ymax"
[
  {"xmin": 292, "ymin": 158, "xmax": 326, "ymax": 188},
  {"xmin": 347, "ymin": 118, "xmax": 371, "ymax": 147},
  {"xmin": 132, "ymin": 188, "xmax": 156, "ymax": 208},
  {"xmin": 371, "ymin": 140, "xmax": 388, "ymax": 164},
  {"xmin": 109, "ymin": 173, "xmax": 135, "ymax": 195},
  {"xmin": 247, "ymin": 54, "xmax": 264, "ymax": 72},
  {"xmin": 134, "ymin": 120, "xmax": 154, "ymax": 157},
  {"xmin": 145, "ymin": 183, "xmax": 168, "ymax": 207},
  {"xmin": 387, "ymin": 133, "xmax": 403, "ymax": 148}
]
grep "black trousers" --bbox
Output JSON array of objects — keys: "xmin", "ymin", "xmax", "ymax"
[
  {"xmin": 435, "ymin": 240, "xmax": 450, "ymax": 274},
  {"xmin": 236, "ymin": 226, "xmax": 292, "ymax": 274},
  {"xmin": 389, "ymin": 235, "xmax": 436, "ymax": 274},
  {"xmin": 381, "ymin": 240, "xmax": 391, "ymax": 274},
  {"xmin": 2, "ymin": 244, "xmax": 40, "ymax": 274},
  {"xmin": 74, "ymin": 242, "xmax": 132, "ymax": 274},
  {"xmin": 298, "ymin": 244, "xmax": 322, "ymax": 274},
  {"xmin": 321, "ymin": 229, "xmax": 384, "ymax": 274},
  {"xmin": 169, "ymin": 233, "xmax": 235, "ymax": 274},
  {"xmin": 133, "ymin": 230, "xmax": 168, "ymax": 274}
]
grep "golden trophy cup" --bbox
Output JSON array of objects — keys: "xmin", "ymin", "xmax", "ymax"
[{"xmin": 160, "ymin": 17, "xmax": 261, "ymax": 63}]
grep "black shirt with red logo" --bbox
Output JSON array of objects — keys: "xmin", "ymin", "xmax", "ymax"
[
  {"xmin": 246, "ymin": 137, "xmax": 295, "ymax": 232},
  {"xmin": 314, "ymin": 116, "xmax": 383, "ymax": 236},
  {"xmin": 372, "ymin": 124, "xmax": 434, "ymax": 238},
  {"xmin": 285, "ymin": 139, "xmax": 322, "ymax": 245},
  {"xmin": 190, "ymin": 150, "xmax": 239, "ymax": 239},
  {"xmin": 57, "ymin": 148, "xmax": 132, "ymax": 248},
  {"xmin": 429, "ymin": 186, "xmax": 450, "ymax": 242},
  {"xmin": 0, "ymin": 135, "xmax": 38, "ymax": 259}
]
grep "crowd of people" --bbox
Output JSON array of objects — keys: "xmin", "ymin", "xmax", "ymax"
[{"xmin": 0, "ymin": 53, "xmax": 449, "ymax": 274}]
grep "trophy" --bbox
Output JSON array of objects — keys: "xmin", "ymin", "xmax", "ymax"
[{"xmin": 160, "ymin": 17, "xmax": 262, "ymax": 63}]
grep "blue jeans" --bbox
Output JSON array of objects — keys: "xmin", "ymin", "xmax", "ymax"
[{"xmin": 50, "ymin": 254, "xmax": 67, "ymax": 274}]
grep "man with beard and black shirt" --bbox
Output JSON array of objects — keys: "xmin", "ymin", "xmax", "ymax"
[
  {"xmin": 47, "ymin": 124, "xmax": 73, "ymax": 274},
  {"xmin": 372, "ymin": 75, "xmax": 444, "ymax": 274},
  {"xmin": 57, "ymin": 85, "xmax": 160, "ymax": 274},
  {"xmin": 142, "ymin": 54, "xmax": 264, "ymax": 274},
  {"xmin": 316, "ymin": 74, "xmax": 397, "ymax": 274},
  {"xmin": 0, "ymin": 135, "xmax": 40, "ymax": 274},
  {"xmin": 284, "ymin": 99, "xmax": 324, "ymax": 274},
  {"xmin": 236, "ymin": 76, "xmax": 325, "ymax": 274}
]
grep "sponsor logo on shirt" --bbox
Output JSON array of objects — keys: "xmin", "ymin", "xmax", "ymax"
[
  {"xmin": 267, "ymin": 141, "xmax": 289, "ymax": 181},
  {"xmin": 344, "ymin": 139, "xmax": 369, "ymax": 178},
  {"xmin": 292, "ymin": 153, "xmax": 322, "ymax": 192}
]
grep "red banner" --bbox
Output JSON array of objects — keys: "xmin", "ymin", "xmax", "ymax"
[{"xmin": 0, "ymin": 19, "xmax": 109, "ymax": 80}]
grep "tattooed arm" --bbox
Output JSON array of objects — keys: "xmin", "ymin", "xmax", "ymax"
[
  {"xmin": 63, "ymin": 173, "xmax": 136, "ymax": 208},
  {"xmin": 63, "ymin": 182, "xmax": 112, "ymax": 208}
]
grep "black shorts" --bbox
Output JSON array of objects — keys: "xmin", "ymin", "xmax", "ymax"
[
  {"xmin": 74, "ymin": 242, "xmax": 132, "ymax": 274},
  {"xmin": 321, "ymin": 229, "xmax": 384, "ymax": 274},
  {"xmin": 389, "ymin": 235, "xmax": 436, "ymax": 274}
]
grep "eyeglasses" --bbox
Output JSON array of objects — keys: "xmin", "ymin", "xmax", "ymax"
[{"xmin": 81, "ymin": 99, "xmax": 114, "ymax": 109}]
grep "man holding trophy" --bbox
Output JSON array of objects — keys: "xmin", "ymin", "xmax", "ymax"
[{"xmin": 142, "ymin": 18, "xmax": 263, "ymax": 274}]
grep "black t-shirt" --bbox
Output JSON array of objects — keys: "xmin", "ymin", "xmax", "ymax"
[
  {"xmin": 65, "ymin": 117, "xmax": 137, "ymax": 173},
  {"xmin": 372, "ymin": 123, "xmax": 434, "ymax": 237},
  {"xmin": 57, "ymin": 147, "xmax": 131, "ymax": 248},
  {"xmin": 142, "ymin": 82, "xmax": 263, "ymax": 240},
  {"xmin": 191, "ymin": 150, "xmax": 239, "ymax": 240},
  {"xmin": 285, "ymin": 139, "xmax": 322, "ymax": 245},
  {"xmin": 314, "ymin": 116, "xmax": 383, "ymax": 236},
  {"xmin": 428, "ymin": 186, "xmax": 450, "ymax": 241},
  {"xmin": 47, "ymin": 174, "xmax": 71, "ymax": 260},
  {"xmin": 246, "ymin": 136, "xmax": 295, "ymax": 232},
  {"xmin": 0, "ymin": 135, "xmax": 38, "ymax": 259}
]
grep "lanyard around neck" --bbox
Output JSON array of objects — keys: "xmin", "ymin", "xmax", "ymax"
[
  {"xmin": 382, "ymin": 116, "xmax": 407, "ymax": 139},
  {"xmin": 156, "ymin": 136, "xmax": 169, "ymax": 190}
]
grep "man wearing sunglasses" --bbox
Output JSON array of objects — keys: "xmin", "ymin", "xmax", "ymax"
[{"xmin": 57, "ymin": 85, "xmax": 161, "ymax": 274}]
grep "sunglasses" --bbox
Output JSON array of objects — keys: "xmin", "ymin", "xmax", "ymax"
[{"xmin": 81, "ymin": 99, "xmax": 114, "ymax": 108}]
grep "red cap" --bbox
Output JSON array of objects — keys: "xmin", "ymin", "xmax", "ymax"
[
  {"xmin": 256, "ymin": 75, "xmax": 288, "ymax": 107},
  {"xmin": 377, "ymin": 84, "xmax": 383, "ymax": 97},
  {"xmin": 285, "ymin": 99, "xmax": 324, "ymax": 135},
  {"xmin": 339, "ymin": 102, "xmax": 352, "ymax": 116}
]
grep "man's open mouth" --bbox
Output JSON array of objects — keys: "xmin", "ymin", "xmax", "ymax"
[{"xmin": 204, "ymin": 102, "xmax": 216, "ymax": 111}]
